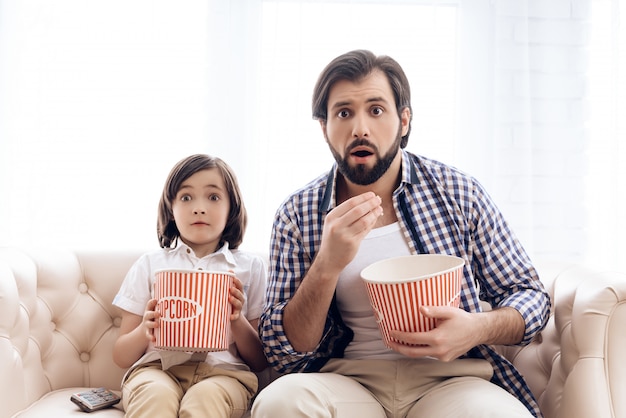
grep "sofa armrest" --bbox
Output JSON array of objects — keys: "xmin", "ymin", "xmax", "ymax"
[
  {"xmin": 0, "ymin": 248, "xmax": 140, "ymax": 418},
  {"xmin": 557, "ymin": 268, "xmax": 626, "ymax": 418},
  {"xmin": 498, "ymin": 261, "xmax": 626, "ymax": 418}
]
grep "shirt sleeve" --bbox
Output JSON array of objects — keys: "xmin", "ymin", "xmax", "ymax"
[
  {"xmin": 112, "ymin": 253, "xmax": 153, "ymax": 316},
  {"xmin": 469, "ymin": 179, "xmax": 551, "ymax": 345},
  {"xmin": 243, "ymin": 254, "xmax": 267, "ymax": 321},
  {"xmin": 259, "ymin": 198, "xmax": 328, "ymax": 373}
]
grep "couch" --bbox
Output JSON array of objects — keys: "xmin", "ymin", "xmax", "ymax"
[{"xmin": 1, "ymin": 247, "xmax": 625, "ymax": 418}]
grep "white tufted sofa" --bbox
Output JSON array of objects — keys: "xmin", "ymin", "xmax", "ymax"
[{"xmin": 1, "ymin": 247, "xmax": 625, "ymax": 418}]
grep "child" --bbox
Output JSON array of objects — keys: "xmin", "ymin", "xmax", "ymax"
[{"xmin": 112, "ymin": 154, "xmax": 268, "ymax": 418}]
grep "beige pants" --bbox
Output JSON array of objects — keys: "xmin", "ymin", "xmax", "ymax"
[
  {"xmin": 122, "ymin": 361, "xmax": 258, "ymax": 418},
  {"xmin": 251, "ymin": 358, "xmax": 533, "ymax": 418}
]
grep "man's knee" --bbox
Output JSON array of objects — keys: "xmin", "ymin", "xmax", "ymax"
[
  {"xmin": 252, "ymin": 374, "xmax": 320, "ymax": 417},
  {"xmin": 252, "ymin": 373, "xmax": 385, "ymax": 418}
]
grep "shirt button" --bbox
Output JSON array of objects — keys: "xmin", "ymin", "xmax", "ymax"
[{"xmin": 186, "ymin": 248, "xmax": 191, "ymax": 254}]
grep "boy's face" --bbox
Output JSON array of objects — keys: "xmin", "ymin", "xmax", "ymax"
[{"xmin": 171, "ymin": 168, "xmax": 230, "ymax": 257}]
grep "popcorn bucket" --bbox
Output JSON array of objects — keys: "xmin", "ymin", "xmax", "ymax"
[
  {"xmin": 360, "ymin": 254, "xmax": 464, "ymax": 348},
  {"xmin": 154, "ymin": 269, "xmax": 233, "ymax": 351}
]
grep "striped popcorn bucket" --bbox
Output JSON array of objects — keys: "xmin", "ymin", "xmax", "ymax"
[
  {"xmin": 154, "ymin": 269, "xmax": 233, "ymax": 351},
  {"xmin": 361, "ymin": 254, "xmax": 464, "ymax": 348}
]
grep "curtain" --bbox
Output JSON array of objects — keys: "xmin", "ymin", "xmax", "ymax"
[
  {"xmin": 585, "ymin": 0, "xmax": 625, "ymax": 270},
  {"xmin": 0, "ymin": 0, "xmax": 262, "ymax": 250},
  {"xmin": 0, "ymin": 0, "xmax": 623, "ymax": 271}
]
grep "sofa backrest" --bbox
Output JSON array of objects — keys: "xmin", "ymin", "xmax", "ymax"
[
  {"xmin": 0, "ymin": 247, "xmax": 143, "ymax": 417},
  {"xmin": 2, "ymin": 248, "xmax": 625, "ymax": 418}
]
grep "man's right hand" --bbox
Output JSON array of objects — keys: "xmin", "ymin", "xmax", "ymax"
[
  {"xmin": 315, "ymin": 191, "xmax": 383, "ymax": 277},
  {"xmin": 282, "ymin": 191, "xmax": 383, "ymax": 352}
]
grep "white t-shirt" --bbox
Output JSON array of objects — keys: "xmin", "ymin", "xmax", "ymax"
[
  {"xmin": 335, "ymin": 222, "xmax": 411, "ymax": 360},
  {"xmin": 113, "ymin": 242, "xmax": 267, "ymax": 371}
]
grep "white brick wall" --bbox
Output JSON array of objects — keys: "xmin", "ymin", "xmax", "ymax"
[{"xmin": 490, "ymin": 0, "xmax": 591, "ymax": 263}]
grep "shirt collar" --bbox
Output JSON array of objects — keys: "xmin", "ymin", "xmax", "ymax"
[
  {"xmin": 320, "ymin": 149, "xmax": 419, "ymax": 213},
  {"xmin": 170, "ymin": 241, "xmax": 237, "ymax": 266}
]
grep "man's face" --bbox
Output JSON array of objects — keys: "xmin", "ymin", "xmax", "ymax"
[{"xmin": 322, "ymin": 70, "xmax": 410, "ymax": 186}]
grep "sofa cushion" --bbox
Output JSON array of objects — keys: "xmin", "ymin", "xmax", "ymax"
[{"xmin": 12, "ymin": 388, "xmax": 123, "ymax": 417}]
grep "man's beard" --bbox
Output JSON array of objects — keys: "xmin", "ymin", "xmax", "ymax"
[{"xmin": 329, "ymin": 129, "xmax": 402, "ymax": 186}]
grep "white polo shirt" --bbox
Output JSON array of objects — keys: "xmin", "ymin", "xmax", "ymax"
[{"xmin": 113, "ymin": 242, "xmax": 267, "ymax": 371}]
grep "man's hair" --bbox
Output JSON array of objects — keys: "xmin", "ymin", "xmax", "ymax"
[
  {"xmin": 312, "ymin": 49, "xmax": 413, "ymax": 148},
  {"xmin": 157, "ymin": 153, "xmax": 247, "ymax": 249}
]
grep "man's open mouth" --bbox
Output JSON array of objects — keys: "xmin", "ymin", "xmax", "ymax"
[{"xmin": 352, "ymin": 150, "xmax": 373, "ymax": 157}]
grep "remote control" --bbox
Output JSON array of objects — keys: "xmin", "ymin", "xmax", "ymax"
[{"xmin": 70, "ymin": 387, "xmax": 121, "ymax": 412}]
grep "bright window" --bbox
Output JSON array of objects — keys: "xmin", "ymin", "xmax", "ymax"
[{"xmin": 250, "ymin": 1, "xmax": 458, "ymax": 251}]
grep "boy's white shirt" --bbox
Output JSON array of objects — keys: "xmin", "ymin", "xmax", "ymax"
[{"xmin": 113, "ymin": 242, "xmax": 267, "ymax": 372}]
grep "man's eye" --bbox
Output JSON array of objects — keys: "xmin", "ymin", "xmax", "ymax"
[
  {"xmin": 337, "ymin": 109, "xmax": 350, "ymax": 118},
  {"xmin": 371, "ymin": 106, "xmax": 384, "ymax": 116}
]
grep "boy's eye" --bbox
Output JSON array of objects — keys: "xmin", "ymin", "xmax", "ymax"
[
  {"xmin": 209, "ymin": 194, "xmax": 220, "ymax": 201},
  {"xmin": 180, "ymin": 195, "xmax": 192, "ymax": 202}
]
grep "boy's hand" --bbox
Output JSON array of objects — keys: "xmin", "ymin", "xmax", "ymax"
[
  {"xmin": 229, "ymin": 276, "xmax": 245, "ymax": 322},
  {"xmin": 143, "ymin": 298, "xmax": 160, "ymax": 342}
]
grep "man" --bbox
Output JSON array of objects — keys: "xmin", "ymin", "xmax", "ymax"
[{"xmin": 253, "ymin": 50, "xmax": 550, "ymax": 418}]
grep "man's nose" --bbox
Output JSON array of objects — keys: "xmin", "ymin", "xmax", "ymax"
[{"xmin": 352, "ymin": 113, "xmax": 370, "ymax": 138}]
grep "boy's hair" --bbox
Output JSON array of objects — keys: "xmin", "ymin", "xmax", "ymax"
[
  {"xmin": 157, "ymin": 154, "xmax": 247, "ymax": 250},
  {"xmin": 311, "ymin": 49, "xmax": 413, "ymax": 148}
]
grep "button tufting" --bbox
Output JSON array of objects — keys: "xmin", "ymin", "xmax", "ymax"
[
  {"xmin": 78, "ymin": 283, "xmax": 89, "ymax": 294},
  {"xmin": 80, "ymin": 352, "xmax": 90, "ymax": 362},
  {"xmin": 113, "ymin": 317, "xmax": 122, "ymax": 327}
]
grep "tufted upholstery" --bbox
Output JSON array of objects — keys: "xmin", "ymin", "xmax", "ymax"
[
  {"xmin": 0, "ymin": 248, "xmax": 136, "ymax": 418},
  {"xmin": 1, "ymin": 247, "xmax": 625, "ymax": 418},
  {"xmin": 495, "ymin": 261, "xmax": 626, "ymax": 418}
]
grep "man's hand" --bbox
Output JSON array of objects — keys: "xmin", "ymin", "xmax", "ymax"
[
  {"xmin": 387, "ymin": 305, "xmax": 525, "ymax": 362},
  {"xmin": 315, "ymin": 191, "xmax": 383, "ymax": 277},
  {"xmin": 283, "ymin": 191, "xmax": 383, "ymax": 352}
]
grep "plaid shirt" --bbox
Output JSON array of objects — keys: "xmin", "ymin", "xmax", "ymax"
[{"xmin": 260, "ymin": 150, "xmax": 550, "ymax": 417}]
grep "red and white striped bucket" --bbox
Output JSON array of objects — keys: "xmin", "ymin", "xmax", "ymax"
[
  {"xmin": 154, "ymin": 269, "xmax": 233, "ymax": 351},
  {"xmin": 361, "ymin": 254, "xmax": 464, "ymax": 348}
]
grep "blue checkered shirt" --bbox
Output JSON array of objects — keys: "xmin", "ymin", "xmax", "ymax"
[{"xmin": 260, "ymin": 150, "xmax": 550, "ymax": 417}]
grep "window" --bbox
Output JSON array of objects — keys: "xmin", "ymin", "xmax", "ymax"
[
  {"xmin": 0, "ymin": 1, "xmax": 459, "ymax": 253},
  {"xmin": 248, "ymin": 1, "xmax": 458, "ymax": 251}
]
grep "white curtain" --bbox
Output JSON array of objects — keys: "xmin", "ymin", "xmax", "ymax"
[
  {"xmin": 0, "ymin": 0, "xmax": 263, "ymax": 251},
  {"xmin": 585, "ymin": 0, "xmax": 625, "ymax": 271},
  {"xmin": 1, "ymin": 0, "xmax": 624, "ymax": 272}
]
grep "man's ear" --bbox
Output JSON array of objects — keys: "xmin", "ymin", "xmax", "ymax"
[{"xmin": 400, "ymin": 107, "xmax": 411, "ymax": 137}]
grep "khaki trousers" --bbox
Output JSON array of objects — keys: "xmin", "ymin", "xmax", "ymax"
[
  {"xmin": 122, "ymin": 361, "xmax": 258, "ymax": 418},
  {"xmin": 251, "ymin": 358, "xmax": 533, "ymax": 418}
]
